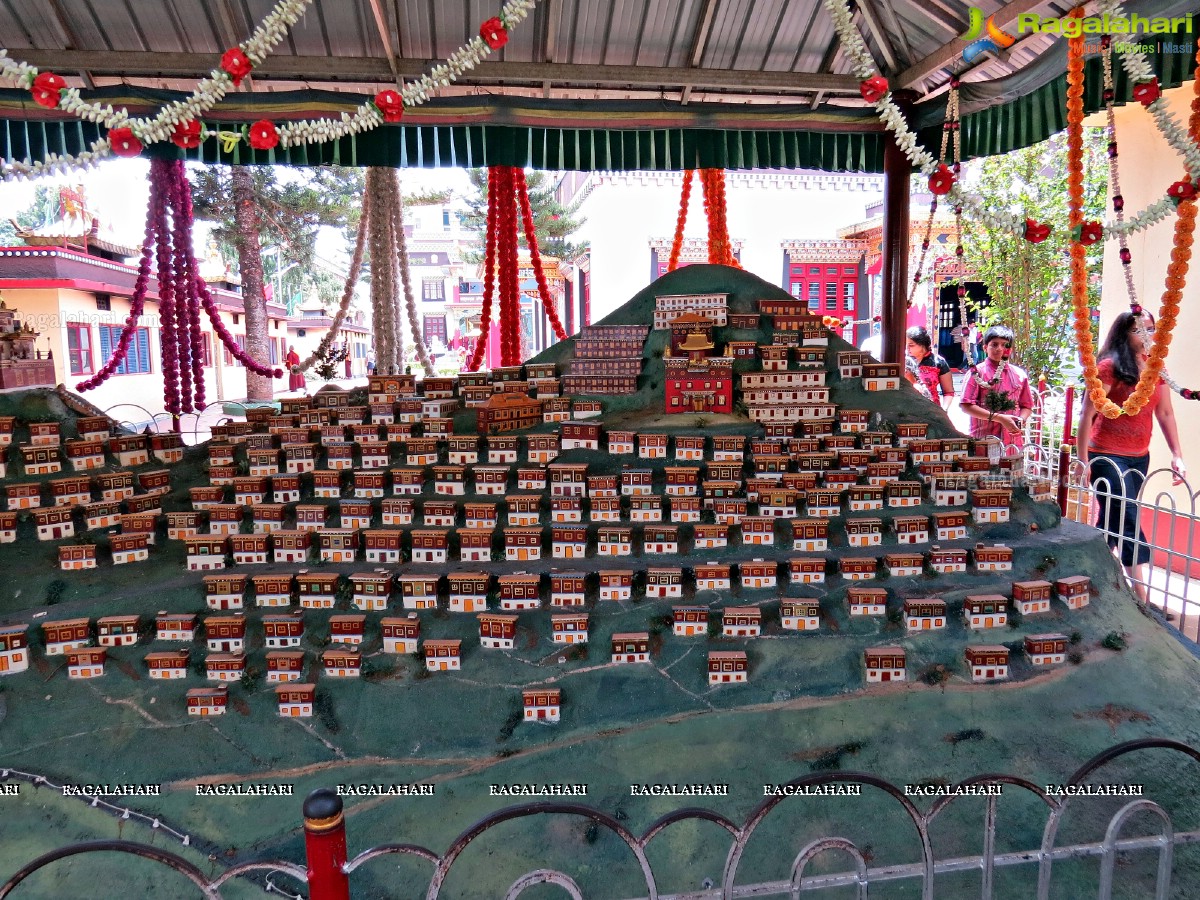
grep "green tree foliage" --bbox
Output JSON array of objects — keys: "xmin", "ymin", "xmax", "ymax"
[
  {"xmin": 0, "ymin": 185, "xmax": 76, "ymax": 245},
  {"xmin": 461, "ymin": 168, "xmax": 586, "ymax": 263},
  {"xmin": 959, "ymin": 129, "xmax": 1108, "ymax": 386}
]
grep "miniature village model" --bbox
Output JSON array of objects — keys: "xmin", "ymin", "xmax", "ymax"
[{"xmin": 0, "ymin": 266, "xmax": 1196, "ymax": 898}]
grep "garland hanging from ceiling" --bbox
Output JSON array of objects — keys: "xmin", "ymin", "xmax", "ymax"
[
  {"xmin": 665, "ymin": 168, "xmax": 741, "ymax": 270},
  {"xmin": 76, "ymin": 157, "xmax": 282, "ymax": 410},
  {"xmin": 0, "ymin": 0, "xmax": 538, "ymax": 179}
]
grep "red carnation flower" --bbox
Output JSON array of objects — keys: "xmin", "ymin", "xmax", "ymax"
[
  {"xmin": 1131, "ymin": 79, "xmax": 1160, "ymax": 107},
  {"xmin": 859, "ymin": 76, "xmax": 888, "ymax": 104},
  {"xmin": 221, "ymin": 47, "xmax": 253, "ymax": 86},
  {"xmin": 1023, "ymin": 218, "xmax": 1051, "ymax": 244},
  {"xmin": 480, "ymin": 16, "xmax": 508, "ymax": 50},
  {"xmin": 928, "ymin": 164, "xmax": 954, "ymax": 196},
  {"xmin": 374, "ymin": 89, "xmax": 404, "ymax": 123},
  {"xmin": 1077, "ymin": 221, "xmax": 1103, "ymax": 246},
  {"xmin": 31, "ymin": 72, "xmax": 66, "ymax": 109},
  {"xmin": 171, "ymin": 120, "xmax": 203, "ymax": 149},
  {"xmin": 1168, "ymin": 179, "xmax": 1196, "ymax": 201},
  {"xmin": 108, "ymin": 127, "xmax": 143, "ymax": 158},
  {"xmin": 248, "ymin": 120, "xmax": 279, "ymax": 151}
]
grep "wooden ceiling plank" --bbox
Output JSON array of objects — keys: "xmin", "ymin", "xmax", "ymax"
[{"xmin": 367, "ymin": 0, "xmax": 400, "ymax": 80}]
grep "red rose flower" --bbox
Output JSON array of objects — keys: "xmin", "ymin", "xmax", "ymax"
[
  {"xmin": 108, "ymin": 127, "xmax": 143, "ymax": 158},
  {"xmin": 1023, "ymin": 218, "xmax": 1051, "ymax": 244},
  {"xmin": 248, "ymin": 120, "xmax": 279, "ymax": 151},
  {"xmin": 221, "ymin": 47, "xmax": 253, "ymax": 86},
  {"xmin": 480, "ymin": 16, "xmax": 508, "ymax": 50},
  {"xmin": 1168, "ymin": 179, "xmax": 1196, "ymax": 201},
  {"xmin": 859, "ymin": 76, "xmax": 888, "ymax": 104},
  {"xmin": 171, "ymin": 120, "xmax": 203, "ymax": 149},
  {"xmin": 928, "ymin": 164, "xmax": 954, "ymax": 196},
  {"xmin": 1132, "ymin": 79, "xmax": 1160, "ymax": 107},
  {"xmin": 31, "ymin": 72, "xmax": 66, "ymax": 109},
  {"xmin": 374, "ymin": 89, "xmax": 404, "ymax": 123},
  {"xmin": 1077, "ymin": 221, "xmax": 1103, "ymax": 246}
]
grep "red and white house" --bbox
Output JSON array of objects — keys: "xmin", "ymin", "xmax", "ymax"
[
  {"xmin": 487, "ymin": 435, "xmax": 520, "ymax": 464},
  {"xmin": 262, "ymin": 612, "xmax": 305, "ymax": 648},
  {"xmin": 550, "ymin": 525, "xmax": 587, "ymax": 560},
  {"xmin": 971, "ymin": 488, "xmax": 1012, "ymax": 525},
  {"xmin": 187, "ymin": 686, "xmax": 228, "ymax": 716},
  {"xmin": 598, "ymin": 569, "xmax": 633, "ymax": 602},
  {"xmin": 549, "ymin": 572, "xmax": 587, "ymax": 606},
  {"xmin": 145, "ymin": 649, "xmax": 189, "ymax": 680},
  {"xmin": 523, "ymin": 688, "xmax": 561, "ymax": 723},
  {"xmin": 423, "ymin": 639, "xmax": 462, "ymax": 672},
  {"xmin": 862, "ymin": 363, "xmax": 901, "ymax": 391},
  {"xmin": 410, "ymin": 529, "xmax": 449, "ymax": 564},
  {"xmin": 505, "ymin": 527, "xmax": 544, "ymax": 562},
  {"xmin": 932, "ymin": 510, "xmax": 970, "ymax": 542},
  {"xmin": 1025, "ymin": 633, "xmax": 1069, "ymax": 666},
  {"xmin": 1013, "ymin": 580, "xmax": 1053, "ymax": 615},
  {"xmin": 597, "ymin": 526, "xmax": 633, "ymax": 557},
  {"xmin": 966, "ymin": 594, "xmax": 1009, "ymax": 629},
  {"xmin": 227, "ymin": 534, "xmax": 267, "ymax": 566},
  {"xmin": 267, "ymin": 650, "xmax": 306, "ymax": 683},
  {"xmin": 672, "ymin": 606, "xmax": 708, "ymax": 637},
  {"xmin": 473, "ymin": 465, "xmax": 511, "ymax": 495},
  {"xmin": 848, "ymin": 586, "xmax": 888, "ymax": 616},
  {"xmin": 1055, "ymin": 576, "xmax": 1091, "ymax": 610},
  {"xmin": 883, "ymin": 552, "xmax": 924, "ymax": 577},
  {"xmin": 629, "ymin": 495, "xmax": 662, "ymax": 523},
  {"xmin": 0, "ymin": 624, "xmax": 29, "ymax": 675},
  {"xmin": 393, "ymin": 573, "xmax": 438, "ymax": 611},
  {"xmin": 390, "ymin": 467, "xmax": 424, "ymax": 496},
  {"xmin": 781, "ymin": 599, "xmax": 821, "ymax": 631},
  {"xmin": 298, "ymin": 572, "xmax": 340, "ymax": 609},
  {"xmin": 903, "ymin": 598, "xmax": 947, "ymax": 631},
  {"xmin": 203, "ymin": 574, "xmax": 246, "ymax": 611},
  {"xmin": 33, "ymin": 506, "xmax": 74, "ymax": 541},
  {"xmin": 607, "ymin": 430, "xmax": 635, "ymax": 455},
  {"xmin": 329, "ymin": 614, "xmax": 366, "ymax": 646},
  {"xmin": 205, "ymin": 615, "xmax": 247, "ymax": 653},
  {"xmin": 864, "ymin": 647, "xmax": 905, "ymax": 683},
  {"xmin": 975, "ymin": 543, "xmax": 1014, "ymax": 572},
  {"xmin": 789, "ymin": 557, "xmax": 827, "ymax": 585},
  {"xmin": 789, "ymin": 519, "xmax": 828, "ymax": 553},
  {"xmin": 551, "ymin": 613, "xmax": 588, "ymax": 644},
  {"xmin": 206, "ymin": 652, "xmax": 246, "ymax": 682},
  {"xmin": 708, "ymin": 650, "xmax": 748, "ymax": 685},
  {"xmin": 741, "ymin": 559, "xmax": 777, "ymax": 590},
  {"xmin": 499, "ymin": 574, "xmax": 542, "ymax": 611},
  {"xmin": 478, "ymin": 613, "xmax": 519, "ymax": 649},
  {"xmin": 275, "ymin": 683, "xmax": 316, "ymax": 718},
  {"xmin": 692, "ymin": 562, "xmax": 730, "ymax": 592},
  {"xmin": 381, "ymin": 615, "xmax": 421, "ymax": 654},
  {"xmin": 965, "ymin": 645, "xmax": 1010, "ymax": 682},
  {"xmin": 506, "ymin": 494, "xmax": 542, "ymax": 527},
  {"xmin": 722, "ymin": 607, "xmax": 761, "ymax": 637},
  {"xmin": 446, "ymin": 572, "xmax": 489, "ymax": 613},
  {"xmin": 929, "ymin": 546, "xmax": 968, "ymax": 574},
  {"xmin": 96, "ymin": 614, "xmax": 140, "ymax": 647},
  {"xmin": 323, "ymin": 648, "xmax": 362, "ymax": 678},
  {"xmin": 846, "ymin": 517, "xmax": 883, "ymax": 549},
  {"xmin": 611, "ymin": 632, "xmax": 650, "ymax": 664},
  {"xmin": 422, "ymin": 500, "xmax": 458, "ymax": 528},
  {"xmin": 155, "ymin": 613, "xmax": 197, "ymax": 643},
  {"xmin": 381, "ymin": 498, "xmax": 415, "ymax": 526},
  {"xmin": 58, "ymin": 543, "xmax": 97, "ymax": 571},
  {"xmin": 186, "ymin": 537, "xmax": 227, "ymax": 571}
]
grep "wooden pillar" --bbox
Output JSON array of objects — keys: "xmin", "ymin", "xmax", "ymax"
[{"xmin": 880, "ymin": 91, "xmax": 917, "ymax": 367}]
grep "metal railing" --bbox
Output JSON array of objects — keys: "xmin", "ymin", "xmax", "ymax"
[{"xmin": 3, "ymin": 739, "xmax": 1199, "ymax": 900}]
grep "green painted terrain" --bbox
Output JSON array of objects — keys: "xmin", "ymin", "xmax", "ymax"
[{"xmin": 0, "ymin": 265, "xmax": 1198, "ymax": 898}]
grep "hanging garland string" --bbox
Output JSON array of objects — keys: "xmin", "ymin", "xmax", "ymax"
[
  {"xmin": 498, "ymin": 166, "xmax": 522, "ymax": 366},
  {"xmin": 0, "ymin": 0, "xmax": 538, "ymax": 179},
  {"xmin": 468, "ymin": 168, "xmax": 500, "ymax": 372},
  {"xmin": 667, "ymin": 170, "xmax": 694, "ymax": 272},
  {"xmin": 292, "ymin": 194, "xmax": 369, "ymax": 375},
  {"xmin": 366, "ymin": 167, "xmax": 396, "ymax": 373},
  {"xmin": 515, "ymin": 171, "xmax": 569, "ymax": 342},
  {"xmin": 699, "ymin": 169, "xmax": 739, "ymax": 267},
  {"xmin": 390, "ymin": 169, "xmax": 436, "ymax": 377}
]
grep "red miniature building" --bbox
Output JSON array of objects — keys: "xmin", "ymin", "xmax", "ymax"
[
  {"xmin": 709, "ymin": 650, "xmax": 748, "ymax": 685},
  {"xmin": 673, "ymin": 606, "xmax": 709, "ymax": 637},
  {"xmin": 1055, "ymin": 576, "xmax": 1091, "ymax": 610},
  {"xmin": 611, "ymin": 631, "xmax": 650, "ymax": 664},
  {"xmin": 965, "ymin": 594, "xmax": 1009, "ymax": 628},
  {"xmin": 722, "ymin": 607, "xmax": 761, "ymax": 637},
  {"xmin": 1013, "ymin": 580, "xmax": 1053, "ymax": 615},
  {"xmin": 498, "ymin": 574, "xmax": 542, "ymax": 611},
  {"xmin": 965, "ymin": 646, "xmax": 1010, "ymax": 682},
  {"xmin": 478, "ymin": 613, "xmax": 519, "ymax": 649},
  {"xmin": 864, "ymin": 647, "xmax": 905, "ymax": 683},
  {"xmin": 187, "ymin": 686, "xmax": 228, "ymax": 715},
  {"xmin": 598, "ymin": 569, "xmax": 633, "ymax": 601},
  {"xmin": 381, "ymin": 615, "xmax": 421, "ymax": 654},
  {"xmin": 1026, "ymin": 633, "xmax": 1069, "ymax": 666}
]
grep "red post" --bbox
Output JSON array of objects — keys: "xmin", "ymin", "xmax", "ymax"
[
  {"xmin": 1063, "ymin": 385, "xmax": 1076, "ymax": 446},
  {"xmin": 1056, "ymin": 443, "xmax": 1072, "ymax": 516},
  {"xmin": 304, "ymin": 789, "xmax": 350, "ymax": 900}
]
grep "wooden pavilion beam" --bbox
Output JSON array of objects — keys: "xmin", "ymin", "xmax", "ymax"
[
  {"xmin": 366, "ymin": 0, "xmax": 400, "ymax": 82},
  {"xmin": 681, "ymin": 0, "xmax": 722, "ymax": 105}
]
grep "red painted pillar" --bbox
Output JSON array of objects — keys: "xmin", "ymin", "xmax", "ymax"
[
  {"xmin": 880, "ymin": 91, "xmax": 917, "ymax": 368},
  {"xmin": 304, "ymin": 788, "xmax": 350, "ymax": 900}
]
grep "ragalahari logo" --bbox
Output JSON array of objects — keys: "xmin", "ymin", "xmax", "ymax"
[{"xmin": 959, "ymin": 7, "xmax": 1016, "ymax": 63}]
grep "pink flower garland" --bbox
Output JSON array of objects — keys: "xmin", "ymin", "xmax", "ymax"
[{"xmin": 468, "ymin": 168, "xmax": 500, "ymax": 372}]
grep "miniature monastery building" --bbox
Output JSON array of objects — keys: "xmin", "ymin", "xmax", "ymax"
[
  {"xmin": 272, "ymin": 531, "xmax": 311, "ymax": 564},
  {"xmin": 203, "ymin": 574, "xmax": 246, "ymax": 610},
  {"xmin": 903, "ymin": 598, "xmax": 947, "ymax": 632},
  {"xmin": 806, "ymin": 489, "xmax": 843, "ymax": 518},
  {"xmin": 551, "ymin": 613, "xmax": 589, "ymax": 644},
  {"xmin": 693, "ymin": 522, "xmax": 728, "ymax": 549},
  {"xmin": 673, "ymin": 606, "xmax": 709, "ymax": 637},
  {"xmin": 893, "ymin": 515, "xmax": 931, "ymax": 545},
  {"xmin": 499, "ymin": 573, "xmax": 542, "ymax": 610},
  {"xmin": 884, "ymin": 552, "xmax": 924, "ymax": 577},
  {"xmin": 966, "ymin": 645, "xmax": 1010, "ymax": 682},
  {"xmin": 267, "ymin": 650, "xmax": 306, "ymax": 683},
  {"xmin": 1056, "ymin": 575, "xmax": 1091, "ymax": 610},
  {"xmin": 394, "ymin": 574, "xmax": 437, "ymax": 611},
  {"xmin": 1013, "ymin": 580, "xmax": 1054, "ymax": 615},
  {"xmin": 789, "ymin": 556, "xmax": 827, "ymax": 584},
  {"xmin": 551, "ymin": 496, "xmax": 583, "ymax": 524},
  {"xmin": 329, "ymin": 614, "xmax": 366, "ymax": 647},
  {"xmin": 473, "ymin": 466, "xmax": 510, "ymax": 495},
  {"xmin": 643, "ymin": 525, "xmax": 679, "ymax": 554},
  {"xmin": 21, "ymin": 443, "xmax": 62, "ymax": 475},
  {"xmin": 487, "ymin": 434, "xmax": 520, "ymax": 463},
  {"xmin": 526, "ymin": 434, "xmax": 560, "ymax": 464},
  {"xmin": 230, "ymin": 534, "xmax": 270, "ymax": 566},
  {"xmin": 458, "ymin": 527, "xmax": 494, "ymax": 562},
  {"xmin": 187, "ymin": 686, "xmax": 228, "ymax": 716},
  {"xmin": 185, "ymin": 537, "xmax": 227, "ymax": 571},
  {"xmin": 975, "ymin": 543, "xmax": 1014, "ymax": 572},
  {"xmin": 932, "ymin": 510, "xmax": 971, "ymax": 542},
  {"xmin": 645, "ymin": 567, "xmax": 683, "ymax": 599},
  {"xmin": 886, "ymin": 481, "xmax": 924, "ymax": 508},
  {"xmin": 550, "ymin": 571, "xmax": 587, "ymax": 606},
  {"xmin": 517, "ymin": 466, "xmax": 548, "ymax": 491},
  {"xmin": 156, "ymin": 613, "xmax": 197, "ymax": 642},
  {"xmin": 522, "ymin": 687, "xmax": 562, "ymax": 723},
  {"xmin": 791, "ymin": 519, "xmax": 829, "ymax": 553},
  {"xmin": 598, "ymin": 569, "xmax": 633, "ymax": 602},
  {"xmin": 629, "ymin": 495, "xmax": 662, "ymax": 523},
  {"xmin": 422, "ymin": 499, "xmax": 458, "ymax": 528},
  {"xmin": 145, "ymin": 649, "xmax": 189, "ymax": 680},
  {"xmin": 0, "ymin": 624, "xmax": 29, "ymax": 675},
  {"xmin": 781, "ymin": 599, "xmax": 821, "ymax": 631},
  {"xmin": 561, "ymin": 421, "xmax": 601, "ymax": 450},
  {"xmin": 262, "ymin": 613, "xmax": 305, "ymax": 648},
  {"xmin": 381, "ymin": 498, "xmax": 416, "ymax": 527},
  {"xmin": 611, "ymin": 631, "xmax": 650, "ymax": 664},
  {"xmin": 389, "ymin": 468, "xmax": 422, "ymax": 496},
  {"xmin": 381, "ymin": 615, "xmax": 421, "ymax": 654},
  {"xmin": 424, "ymin": 639, "xmax": 462, "ymax": 672},
  {"xmin": 864, "ymin": 647, "xmax": 906, "ymax": 683},
  {"xmin": 275, "ymin": 683, "xmax": 316, "ymax": 718},
  {"xmin": 862, "ymin": 363, "xmax": 901, "ymax": 391},
  {"xmin": 411, "ymin": 529, "xmax": 449, "ymax": 564},
  {"xmin": 505, "ymin": 526, "xmax": 544, "ymax": 561},
  {"xmin": 1026, "ymin": 633, "xmax": 1069, "ymax": 666},
  {"xmin": 44, "ymin": 618, "xmax": 90, "ymax": 656},
  {"xmin": 323, "ymin": 647, "xmax": 362, "ymax": 678},
  {"xmin": 59, "ymin": 543, "xmax": 97, "ymax": 571},
  {"xmin": 350, "ymin": 578, "xmax": 393, "ymax": 614},
  {"xmin": 506, "ymin": 494, "xmax": 542, "ymax": 526},
  {"xmin": 966, "ymin": 594, "xmax": 1009, "ymax": 629},
  {"xmin": 96, "ymin": 614, "xmax": 140, "ymax": 647},
  {"xmin": 929, "ymin": 545, "xmax": 968, "ymax": 574},
  {"xmin": 49, "ymin": 475, "xmax": 91, "ymax": 506},
  {"xmin": 972, "ymin": 488, "xmax": 1013, "ymax": 524},
  {"xmin": 695, "ymin": 562, "xmax": 731, "ymax": 592},
  {"xmin": 597, "ymin": 525, "xmax": 633, "ymax": 556},
  {"xmin": 297, "ymin": 571, "xmax": 341, "ymax": 609},
  {"xmin": 709, "ymin": 650, "xmax": 748, "ymax": 685},
  {"xmin": 206, "ymin": 615, "xmax": 247, "ymax": 653},
  {"xmin": 848, "ymin": 586, "xmax": 888, "ymax": 617},
  {"xmin": 206, "ymin": 652, "xmax": 246, "ymax": 682},
  {"xmin": 722, "ymin": 607, "xmax": 761, "ymax": 638},
  {"xmin": 447, "ymin": 572, "xmax": 490, "ymax": 613},
  {"xmin": 846, "ymin": 517, "xmax": 883, "ymax": 549},
  {"xmin": 741, "ymin": 559, "xmax": 777, "ymax": 589},
  {"xmin": 478, "ymin": 613, "xmax": 519, "ymax": 649},
  {"xmin": 33, "ymin": 506, "xmax": 74, "ymax": 541}
]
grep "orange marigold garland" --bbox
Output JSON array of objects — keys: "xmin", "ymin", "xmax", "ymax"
[
  {"xmin": 1068, "ymin": 17, "xmax": 1195, "ymax": 418},
  {"xmin": 667, "ymin": 170, "xmax": 694, "ymax": 272},
  {"xmin": 698, "ymin": 168, "xmax": 740, "ymax": 268}
]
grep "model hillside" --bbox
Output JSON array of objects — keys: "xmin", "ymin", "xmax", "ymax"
[{"xmin": 0, "ymin": 265, "xmax": 1199, "ymax": 899}]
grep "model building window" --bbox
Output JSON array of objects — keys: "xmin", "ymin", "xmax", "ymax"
[
  {"xmin": 67, "ymin": 323, "xmax": 92, "ymax": 375},
  {"xmin": 422, "ymin": 279, "xmax": 445, "ymax": 301},
  {"xmin": 844, "ymin": 281, "xmax": 856, "ymax": 311},
  {"xmin": 99, "ymin": 325, "xmax": 151, "ymax": 375},
  {"xmin": 423, "ymin": 314, "xmax": 447, "ymax": 346}
]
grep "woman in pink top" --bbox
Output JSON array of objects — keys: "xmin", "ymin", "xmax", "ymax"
[
  {"xmin": 1076, "ymin": 311, "xmax": 1186, "ymax": 604},
  {"xmin": 959, "ymin": 325, "xmax": 1034, "ymax": 449}
]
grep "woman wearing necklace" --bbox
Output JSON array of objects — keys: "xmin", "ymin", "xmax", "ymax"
[
  {"xmin": 959, "ymin": 325, "xmax": 1034, "ymax": 448},
  {"xmin": 1076, "ymin": 311, "xmax": 1186, "ymax": 606}
]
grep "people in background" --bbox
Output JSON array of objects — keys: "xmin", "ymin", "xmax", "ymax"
[
  {"xmin": 285, "ymin": 346, "xmax": 304, "ymax": 392},
  {"xmin": 343, "ymin": 343, "xmax": 352, "ymax": 379},
  {"xmin": 959, "ymin": 324, "xmax": 1034, "ymax": 448},
  {"xmin": 967, "ymin": 321, "xmax": 983, "ymax": 364},
  {"xmin": 905, "ymin": 326, "xmax": 955, "ymax": 411},
  {"xmin": 1076, "ymin": 311, "xmax": 1186, "ymax": 606}
]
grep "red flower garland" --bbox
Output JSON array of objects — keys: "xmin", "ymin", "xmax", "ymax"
[
  {"xmin": 374, "ymin": 90, "xmax": 404, "ymax": 123},
  {"xmin": 248, "ymin": 120, "xmax": 279, "ymax": 150},
  {"xmin": 171, "ymin": 120, "xmax": 203, "ymax": 150},
  {"xmin": 480, "ymin": 17, "xmax": 508, "ymax": 50},
  {"xmin": 667, "ymin": 170, "xmax": 693, "ymax": 273},
  {"xmin": 515, "ymin": 171, "xmax": 569, "ymax": 341},
  {"xmin": 31, "ymin": 72, "xmax": 65, "ymax": 108},
  {"xmin": 468, "ymin": 168, "xmax": 500, "ymax": 371},
  {"xmin": 221, "ymin": 48, "xmax": 253, "ymax": 85},
  {"xmin": 497, "ymin": 167, "xmax": 522, "ymax": 366},
  {"xmin": 108, "ymin": 127, "xmax": 143, "ymax": 158}
]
